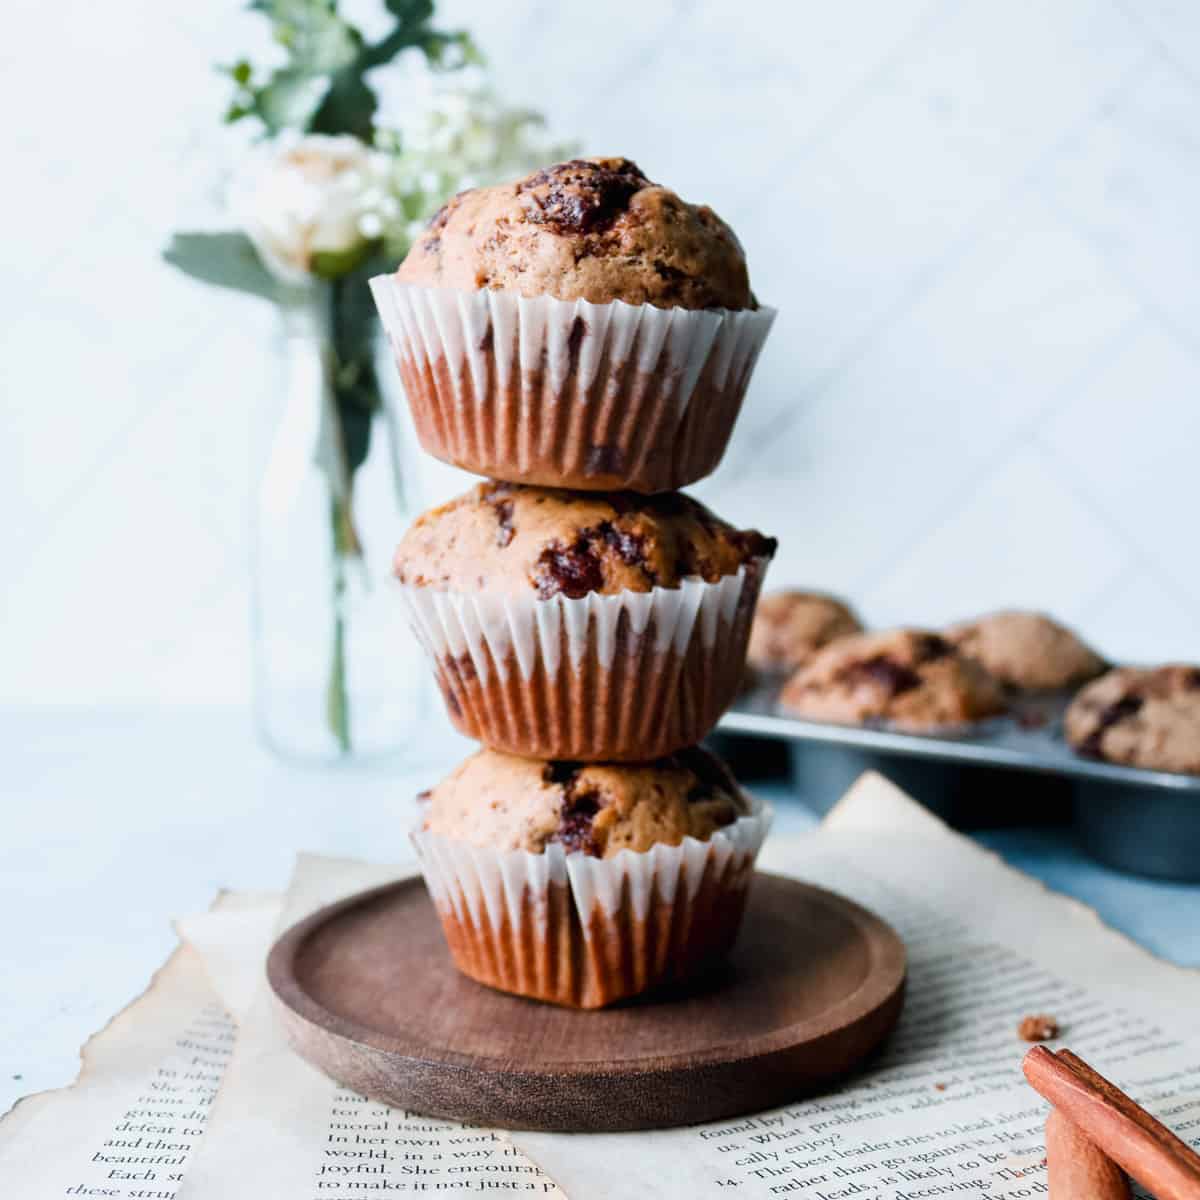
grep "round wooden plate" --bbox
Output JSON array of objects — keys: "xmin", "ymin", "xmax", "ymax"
[{"xmin": 267, "ymin": 872, "xmax": 906, "ymax": 1132}]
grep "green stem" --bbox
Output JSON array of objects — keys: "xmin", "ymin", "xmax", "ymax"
[
  {"xmin": 326, "ymin": 494, "xmax": 352, "ymax": 756},
  {"xmin": 320, "ymin": 275, "xmax": 375, "ymax": 756}
]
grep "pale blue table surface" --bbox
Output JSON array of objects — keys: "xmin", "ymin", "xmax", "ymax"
[{"xmin": 3, "ymin": 708, "xmax": 1198, "ymax": 1120}]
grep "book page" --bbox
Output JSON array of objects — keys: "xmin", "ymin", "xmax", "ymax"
[
  {"xmin": 12, "ymin": 777, "xmax": 1200, "ymax": 1200},
  {"xmin": 512, "ymin": 773, "xmax": 1200, "ymax": 1199},
  {"xmin": 175, "ymin": 855, "xmax": 566, "ymax": 1200},
  {"xmin": 0, "ymin": 892, "xmax": 275, "ymax": 1200},
  {"xmin": 176, "ymin": 896, "xmax": 282, "ymax": 1024}
]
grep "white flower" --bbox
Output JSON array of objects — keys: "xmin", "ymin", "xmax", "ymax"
[{"xmin": 235, "ymin": 134, "xmax": 388, "ymax": 283}]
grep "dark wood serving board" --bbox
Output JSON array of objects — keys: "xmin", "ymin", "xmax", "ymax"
[{"xmin": 267, "ymin": 872, "xmax": 906, "ymax": 1132}]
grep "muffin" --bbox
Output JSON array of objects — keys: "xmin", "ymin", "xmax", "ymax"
[
  {"xmin": 779, "ymin": 629, "xmax": 1007, "ymax": 732},
  {"xmin": 396, "ymin": 158, "xmax": 751, "ymax": 309},
  {"xmin": 946, "ymin": 610, "xmax": 1106, "ymax": 692},
  {"xmin": 746, "ymin": 590, "xmax": 863, "ymax": 675},
  {"xmin": 1065, "ymin": 665, "xmax": 1200, "ymax": 775},
  {"xmin": 412, "ymin": 747, "xmax": 770, "ymax": 1008},
  {"xmin": 370, "ymin": 157, "xmax": 776, "ymax": 493},
  {"xmin": 396, "ymin": 482, "xmax": 776, "ymax": 760}
]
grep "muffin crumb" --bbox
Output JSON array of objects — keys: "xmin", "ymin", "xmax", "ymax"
[{"xmin": 1018, "ymin": 1014, "xmax": 1060, "ymax": 1042}]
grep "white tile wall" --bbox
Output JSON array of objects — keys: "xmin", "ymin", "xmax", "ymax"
[{"xmin": 3, "ymin": 0, "xmax": 1197, "ymax": 707}]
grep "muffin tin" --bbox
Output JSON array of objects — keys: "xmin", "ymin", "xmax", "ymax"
[{"xmin": 718, "ymin": 681, "xmax": 1200, "ymax": 882}]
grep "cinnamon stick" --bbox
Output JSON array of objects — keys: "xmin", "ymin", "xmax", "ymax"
[
  {"xmin": 1045, "ymin": 1109, "xmax": 1130, "ymax": 1199},
  {"xmin": 1024, "ymin": 1046, "xmax": 1200, "ymax": 1200}
]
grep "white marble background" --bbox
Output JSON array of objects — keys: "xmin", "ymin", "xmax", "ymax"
[{"xmin": 3, "ymin": 0, "xmax": 1198, "ymax": 708}]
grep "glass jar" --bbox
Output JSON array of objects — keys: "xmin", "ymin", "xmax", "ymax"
[{"xmin": 251, "ymin": 291, "xmax": 427, "ymax": 762}]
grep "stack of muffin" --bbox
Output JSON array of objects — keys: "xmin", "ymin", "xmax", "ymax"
[{"xmin": 371, "ymin": 159, "xmax": 778, "ymax": 1008}]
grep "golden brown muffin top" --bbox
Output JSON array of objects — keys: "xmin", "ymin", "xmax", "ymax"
[
  {"xmin": 780, "ymin": 628, "xmax": 1007, "ymax": 732},
  {"xmin": 1065, "ymin": 664, "xmax": 1200, "ymax": 775},
  {"xmin": 746, "ymin": 590, "xmax": 864, "ymax": 674},
  {"xmin": 394, "ymin": 482, "xmax": 776, "ymax": 598},
  {"xmin": 396, "ymin": 157, "xmax": 753, "ymax": 310},
  {"xmin": 946, "ymin": 610, "xmax": 1106, "ymax": 693},
  {"xmin": 419, "ymin": 747, "xmax": 748, "ymax": 857}
]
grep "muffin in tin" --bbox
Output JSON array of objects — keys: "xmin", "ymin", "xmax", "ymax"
[
  {"xmin": 1065, "ymin": 664, "xmax": 1200, "ymax": 775},
  {"xmin": 370, "ymin": 158, "xmax": 775, "ymax": 493},
  {"xmin": 780, "ymin": 628, "xmax": 1007, "ymax": 732},
  {"xmin": 946, "ymin": 609, "xmax": 1106, "ymax": 693},
  {"xmin": 746, "ymin": 590, "xmax": 863, "ymax": 676},
  {"xmin": 412, "ymin": 746, "xmax": 770, "ymax": 1008},
  {"xmin": 396, "ymin": 482, "xmax": 776, "ymax": 761}
]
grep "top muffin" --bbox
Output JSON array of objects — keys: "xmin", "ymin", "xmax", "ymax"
[
  {"xmin": 397, "ymin": 157, "xmax": 753, "ymax": 310},
  {"xmin": 395, "ymin": 481, "xmax": 776, "ymax": 599}
]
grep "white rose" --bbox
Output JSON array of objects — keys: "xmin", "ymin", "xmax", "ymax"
[{"xmin": 237, "ymin": 134, "xmax": 387, "ymax": 283}]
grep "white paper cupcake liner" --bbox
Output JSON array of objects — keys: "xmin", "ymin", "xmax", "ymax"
[
  {"xmin": 370, "ymin": 277, "xmax": 776, "ymax": 493},
  {"xmin": 400, "ymin": 561, "xmax": 764, "ymax": 682},
  {"xmin": 398, "ymin": 559, "xmax": 769, "ymax": 760},
  {"xmin": 412, "ymin": 797, "xmax": 771, "ymax": 1008}
]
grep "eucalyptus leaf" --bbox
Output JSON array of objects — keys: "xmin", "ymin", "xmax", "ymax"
[
  {"xmin": 163, "ymin": 232, "xmax": 290, "ymax": 303},
  {"xmin": 310, "ymin": 238, "xmax": 380, "ymax": 281},
  {"xmin": 327, "ymin": 270, "xmax": 385, "ymax": 474},
  {"xmin": 257, "ymin": 0, "xmax": 360, "ymax": 72},
  {"xmin": 383, "ymin": 0, "xmax": 434, "ymax": 22},
  {"xmin": 254, "ymin": 67, "xmax": 331, "ymax": 134},
  {"xmin": 226, "ymin": 0, "xmax": 474, "ymax": 139},
  {"xmin": 309, "ymin": 67, "xmax": 377, "ymax": 141}
]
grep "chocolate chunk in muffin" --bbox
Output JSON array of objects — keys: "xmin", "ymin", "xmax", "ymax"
[
  {"xmin": 747, "ymin": 590, "xmax": 864, "ymax": 674},
  {"xmin": 419, "ymin": 747, "xmax": 748, "ymax": 858},
  {"xmin": 395, "ymin": 481, "xmax": 776, "ymax": 598},
  {"xmin": 397, "ymin": 157, "xmax": 753, "ymax": 310},
  {"xmin": 946, "ymin": 610, "xmax": 1106, "ymax": 693},
  {"xmin": 779, "ymin": 629, "xmax": 1007, "ymax": 732},
  {"xmin": 517, "ymin": 158, "xmax": 648, "ymax": 236},
  {"xmin": 1065, "ymin": 665, "xmax": 1200, "ymax": 774}
]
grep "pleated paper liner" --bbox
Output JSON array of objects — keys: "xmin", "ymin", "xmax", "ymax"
[
  {"xmin": 399, "ymin": 560, "xmax": 769, "ymax": 762},
  {"xmin": 411, "ymin": 798, "xmax": 771, "ymax": 1008},
  {"xmin": 370, "ymin": 277, "xmax": 776, "ymax": 493}
]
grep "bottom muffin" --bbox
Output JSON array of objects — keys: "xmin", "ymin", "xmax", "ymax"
[{"xmin": 412, "ymin": 748, "xmax": 770, "ymax": 1008}]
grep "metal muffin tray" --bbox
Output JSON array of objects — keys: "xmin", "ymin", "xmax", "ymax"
[{"xmin": 714, "ymin": 682, "xmax": 1200, "ymax": 882}]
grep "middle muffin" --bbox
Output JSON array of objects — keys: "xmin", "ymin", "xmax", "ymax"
[{"xmin": 396, "ymin": 482, "xmax": 776, "ymax": 761}]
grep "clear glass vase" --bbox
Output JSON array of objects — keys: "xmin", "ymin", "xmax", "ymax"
[{"xmin": 251, "ymin": 292, "xmax": 426, "ymax": 763}]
